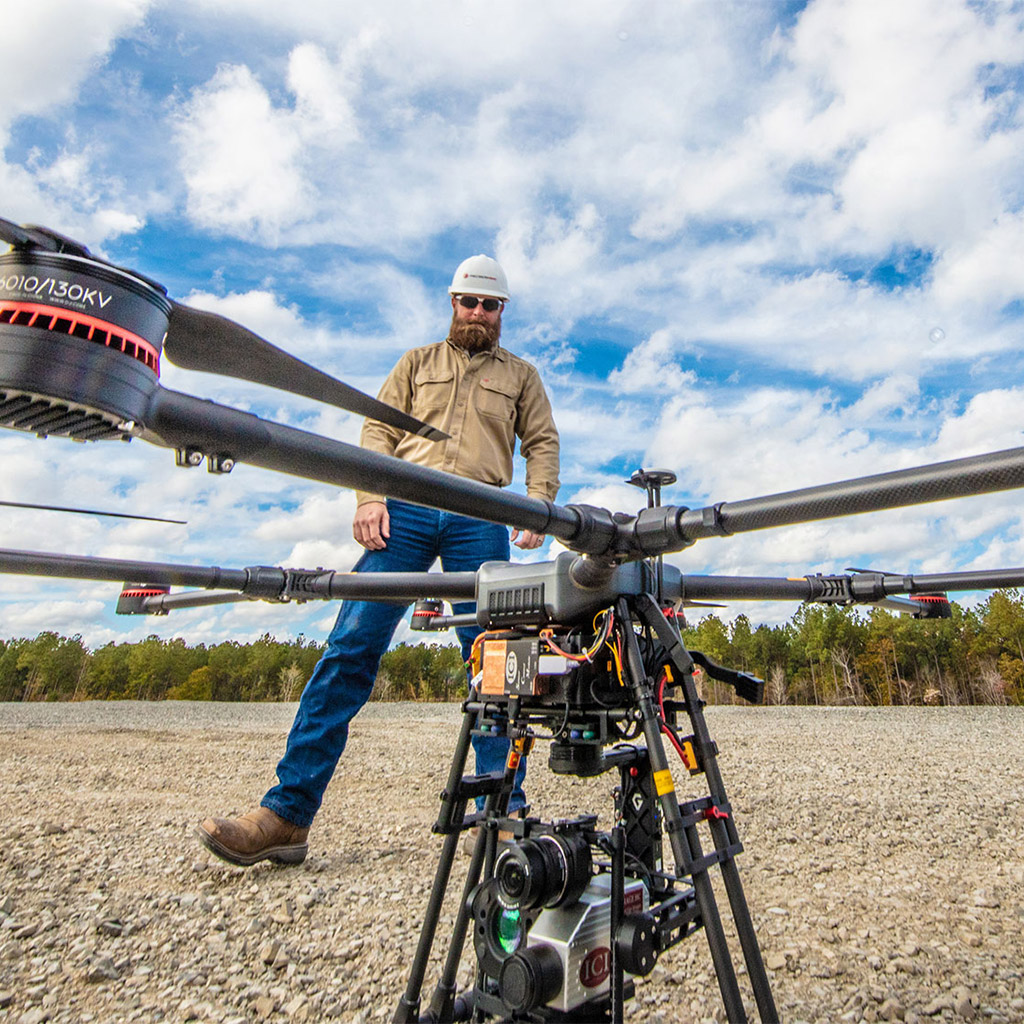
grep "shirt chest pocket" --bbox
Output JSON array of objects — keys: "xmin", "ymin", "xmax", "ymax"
[
  {"xmin": 476, "ymin": 378, "xmax": 518, "ymax": 421},
  {"xmin": 412, "ymin": 369, "xmax": 456, "ymax": 414}
]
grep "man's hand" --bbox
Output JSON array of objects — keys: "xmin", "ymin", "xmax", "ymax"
[
  {"xmin": 354, "ymin": 501, "xmax": 390, "ymax": 550},
  {"xmin": 511, "ymin": 528, "xmax": 545, "ymax": 550}
]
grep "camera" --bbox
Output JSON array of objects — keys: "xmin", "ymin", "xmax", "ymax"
[{"xmin": 470, "ymin": 821, "xmax": 651, "ymax": 1016}]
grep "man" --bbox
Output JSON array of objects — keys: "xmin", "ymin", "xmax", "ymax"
[{"xmin": 196, "ymin": 255, "xmax": 560, "ymax": 867}]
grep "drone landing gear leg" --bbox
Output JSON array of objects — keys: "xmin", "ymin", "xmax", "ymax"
[
  {"xmin": 619, "ymin": 596, "xmax": 778, "ymax": 1024},
  {"xmin": 636, "ymin": 593, "xmax": 778, "ymax": 1023},
  {"xmin": 615, "ymin": 599, "xmax": 748, "ymax": 1022},
  {"xmin": 393, "ymin": 698, "xmax": 518, "ymax": 1024},
  {"xmin": 425, "ymin": 734, "xmax": 528, "ymax": 1023}
]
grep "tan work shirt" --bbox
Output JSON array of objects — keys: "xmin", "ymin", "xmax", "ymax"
[{"xmin": 356, "ymin": 339, "xmax": 560, "ymax": 507}]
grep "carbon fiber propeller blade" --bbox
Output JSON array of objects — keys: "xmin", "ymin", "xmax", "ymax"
[
  {"xmin": 165, "ymin": 303, "xmax": 448, "ymax": 441},
  {"xmin": 0, "ymin": 218, "xmax": 40, "ymax": 248},
  {"xmin": 0, "ymin": 499, "xmax": 185, "ymax": 524},
  {"xmin": 0, "ymin": 218, "xmax": 88, "ymax": 255}
]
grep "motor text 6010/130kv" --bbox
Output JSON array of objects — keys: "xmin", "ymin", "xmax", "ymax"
[{"xmin": 2, "ymin": 275, "xmax": 114, "ymax": 308}]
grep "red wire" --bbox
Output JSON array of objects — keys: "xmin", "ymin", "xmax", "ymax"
[
  {"xmin": 661, "ymin": 721, "xmax": 689, "ymax": 761},
  {"xmin": 656, "ymin": 669, "xmax": 691, "ymax": 766}
]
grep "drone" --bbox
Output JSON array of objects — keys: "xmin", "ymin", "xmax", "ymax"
[{"xmin": 3, "ymin": 216, "xmax": 1024, "ymax": 1023}]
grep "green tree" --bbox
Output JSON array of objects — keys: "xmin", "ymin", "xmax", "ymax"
[
  {"xmin": 0, "ymin": 638, "xmax": 30, "ymax": 701},
  {"xmin": 375, "ymin": 642, "xmax": 466, "ymax": 701},
  {"xmin": 84, "ymin": 642, "xmax": 133, "ymax": 699},
  {"xmin": 122, "ymin": 635, "xmax": 201, "ymax": 700},
  {"xmin": 205, "ymin": 641, "xmax": 249, "ymax": 701},
  {"xmin": 791, "ymin": 604, "xmax": 866, "ymax": 704},
  {"xmin": 167, "ymin": 665, "xmax": 214, "ymax": 701},
  {"xmin": 971, "ymin": 589, "xmax": 1024, "ymax": 703},
  {"xmin": 15, "ymin": 632, "xmax": 88, "ymax": 701}
]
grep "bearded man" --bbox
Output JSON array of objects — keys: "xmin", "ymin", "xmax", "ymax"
[{"xmin": 197, "ymin": 255, "xmax": 560, "ymax": 867}]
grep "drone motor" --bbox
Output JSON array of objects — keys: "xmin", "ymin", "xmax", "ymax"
[{"xmin": 0, "ymin": 248, "xmax": 168, "ymax": 440}]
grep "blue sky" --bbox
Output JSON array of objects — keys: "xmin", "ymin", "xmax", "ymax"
[{"xmin": 2, "ymin": 0, "xmax": 1024, "ymax": 647}]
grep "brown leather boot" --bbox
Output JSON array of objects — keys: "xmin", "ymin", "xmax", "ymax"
[{"xmin": 196, "ymin": 807, "xmax": 309, "ymax": 867}]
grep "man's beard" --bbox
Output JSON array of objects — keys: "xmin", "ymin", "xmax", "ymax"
[{"xmin": 449, "ymin": 313, "xmax": 501, "ymax": 353}]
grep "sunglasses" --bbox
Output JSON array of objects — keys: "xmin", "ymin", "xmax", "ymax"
[{"xmin": 457, "ymin": 295, "xmax": 503, "ymax": 312}]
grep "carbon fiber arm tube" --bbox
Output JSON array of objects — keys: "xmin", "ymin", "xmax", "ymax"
[
  {"xmin": 321, "ymin": 572, "xmax": 477, "ymax": 601},
  {"xmin": 0, "ymin": 547, "xmax": 249, "ymax": 589},
  {"xmin": 673, "ymin": 567, "xmax": 1024, "ymax": 604},
  {"xmin": 638, "ymin": 445, "xmax": 1024, "ymax": 556},
  {"xmin": 857, "ymin": 568, "xmax": 1024, "ymax": 598},
  {"xmin": 0, "ymin": 549, "xmax": 478, "ymax": 603},
  {"xmin": 144, "ymin": 389, "xmax": 592, "ymax": 547},
  {"xmin": 675, "ymin": 576, "xmax": 818, "ymax": 601}
]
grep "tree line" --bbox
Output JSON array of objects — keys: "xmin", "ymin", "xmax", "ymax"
[
  {"xmin": 682, "ymin": 590, "xmax": 1024, "ymax": 705},
  {"xmin": 0, "ymin": 632, "xmax": 465, "ymax": 704},
  {"xmin": 2, "ymin": 588, "xmax": 1024, "ymax": 705}
]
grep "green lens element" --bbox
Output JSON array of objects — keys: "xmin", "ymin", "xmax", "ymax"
[{"xmin": 494, "ymin": 907, "xmax": 523, "ymax": 955}]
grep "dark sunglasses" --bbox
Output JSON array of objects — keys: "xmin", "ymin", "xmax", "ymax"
[{"xmin": 457, "ymin": 294, "xmax": 503, "ymax": 312}]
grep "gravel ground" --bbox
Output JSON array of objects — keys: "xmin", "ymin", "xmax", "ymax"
[{"xmin": 0, "ymin": 702, "xmax": 1022, "ymax": 1024}]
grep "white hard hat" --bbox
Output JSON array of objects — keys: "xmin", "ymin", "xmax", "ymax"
[{"xmin": 449, "ymin": 254, "xmax": 510, "ymax": 301}]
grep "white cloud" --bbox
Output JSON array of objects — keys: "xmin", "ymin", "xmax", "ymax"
[
  {"xmin": 930, "ymin": 387, "xmax": 1024, "ymax": 458},
  {"xmin": 0, "ymin": 596, "xmax": 108, "ymax": 639},
  {"xmin": 287, "ymin": 43, "xmax": 359, "ymax": 140},
  {"xmin": 174, "ymin": 64, "xmax": 313, "ymax": 239},
  {"xmin": 932, "ymin": 212, "xmax": 1024, "ymax": 310},
  {"xmin": 608, "ymin": 331, "xmax": 696, "ymax": 396},
  {"xmin": 0, "ymin": 0, "xmax": 153, "ymax": 242},
  {"xmin": 0, "ymin": 0, "xmax": 150, "ymax": 124},
  {"xmin": 251, "ymin": 490, "xmax": 360, "ymax": 568},
  {"xmin": 848, "ymin": 374, "xmax": 920, "ymax": 422}
]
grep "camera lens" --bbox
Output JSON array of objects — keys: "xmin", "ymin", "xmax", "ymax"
[
  {"xmin": 491, "ymin": 905, "xmax": 525, "ymax": 956},
  {"xmin": 495, "ymin": 833, "xmax": 592, "ymax": 910},
  {"xmin": 499, "ymin": 944, "xmax": 564, "ymax": 1012},
  {"xmin": 500, "ymin": 860, "xmax": 528, "ymax": 901}
]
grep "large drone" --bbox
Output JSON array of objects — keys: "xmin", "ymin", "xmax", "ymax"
[
  {"xmin": 2, "ymin": 214, "xmax": 1024, "ymax": 607},
  {"xmin": 3, "ymin": 217, "xmax": 1024, "ymax": 1024},
  {"xmin": 3, "ymin": 215, "xmax": 1024, "ymax": 611}
]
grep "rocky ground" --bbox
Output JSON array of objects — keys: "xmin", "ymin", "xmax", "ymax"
[{"xmin": 0, "ymin": 702, "xmax": 1021, "ymax": 1024}]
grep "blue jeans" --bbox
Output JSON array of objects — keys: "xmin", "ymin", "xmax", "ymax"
[{"xmin": 262, "ymin": 499, "xmax": 527, "ymax": 828}]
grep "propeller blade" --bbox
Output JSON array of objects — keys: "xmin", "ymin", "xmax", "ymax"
[
  {"xmin": 165, "ymin": 303, "xmax": 448, "ymax": 441},
  {"xmin": 0, "ymin": 217, "xmax": 40, "ymax": 248},
  {"xmin": 0, "ymin": 218, "xmax": 90, "ymax": 255},
  {"xmin": 0, "ymin": 499, "xmax": 185, "ymax": 524},
  {"xmin": 120, "ymin": 589, "xmax": 256, "ymax": 614}
]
